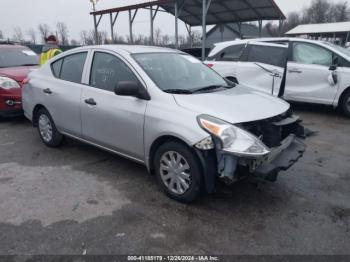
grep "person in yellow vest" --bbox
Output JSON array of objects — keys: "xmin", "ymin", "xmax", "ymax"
[{"xmin": 40, "ymin": 35, "xmax": 62, "ymax": 65}]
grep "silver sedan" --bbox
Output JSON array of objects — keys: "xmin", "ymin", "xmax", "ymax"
[{"xmin": 22, "ymin": 45, "xmax": 306, "ymax": 202}]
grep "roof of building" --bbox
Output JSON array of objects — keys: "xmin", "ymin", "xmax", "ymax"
[
  {"xmin": 206, "ymin": 23, "xmax": 271, "ymax": 38},
  {"xmin": 91, "ymin": 0, "xmax": 286, "ymax": 26},
  {"xmin": 286, "ymin": 22, "xmax": 350, "ymax": 35}
]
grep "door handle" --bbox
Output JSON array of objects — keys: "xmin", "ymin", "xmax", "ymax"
[
  {"xmin": 43, "ymin": 88, "xmax": 52, "ymax": 94},
  {"xmin": 288, "ymin": 69, "xmax": 302, "ymax": 74},
  {"xmin": 84, "ymin": 98, "xmax": 97, "ymax": 106}
]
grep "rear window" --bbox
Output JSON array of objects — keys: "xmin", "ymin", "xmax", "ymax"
[
  {"xmin": 51, "ymin": 52, "xmax": 87, "ymax": 83},
  {"xmin": 247, "ymin": 45, "xmax": 287, "ymax": 67},
  {"xmin": 0, "ymin": 47, "xmax": 39, "ymax": 68},
  {"xmin": 211, "ymin": 44, "xmax": 245, "ymax": 61}
]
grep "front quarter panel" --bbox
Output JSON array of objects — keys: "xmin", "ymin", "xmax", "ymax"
[{"xmin": 144, "ymin": 95, "xmax": 209, "ymax": 170}]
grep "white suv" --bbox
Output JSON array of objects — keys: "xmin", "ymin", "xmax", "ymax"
[{"xmin": 206, "ymin": 38, "xmax": 350, "ymax": 117}]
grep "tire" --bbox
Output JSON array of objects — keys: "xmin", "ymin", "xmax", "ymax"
[
  {"xmin": 340, "ymin": 90, "xmax": 350, "ymax": 117},
  {"xmin": 154, "ymin": 141, "xmax": 203, "ymax": 203},
  {"xmin": 36, "ymin": 108, "xmax": 64, "ymax": 147}
]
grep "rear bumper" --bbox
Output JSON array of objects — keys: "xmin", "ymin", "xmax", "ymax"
[{"xmin": 252, "ymin": 136, "xmax": 306, "ymax": 182}]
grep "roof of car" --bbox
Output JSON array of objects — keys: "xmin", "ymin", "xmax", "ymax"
[
  {"xmin": 0, "ymin": 44, "xmax": 28, "ymax": 49},
  {"xmin": 72, "ymin": 45, "xmax": 182, "ymax": 54}
]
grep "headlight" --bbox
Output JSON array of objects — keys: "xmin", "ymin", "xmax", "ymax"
[
  {"xmin": 197, "ymin": 115, "xmax": 270, "ymax": 157},
  {"xmin": 0, "ymin": 76, "xmax": 20, "ymax": 90}
]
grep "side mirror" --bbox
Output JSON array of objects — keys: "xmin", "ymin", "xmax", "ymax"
[
  {"xmin": 114, "ymin": 81, "xmax": 150, "ymax": 100},
  {"xmin": 330, "ymin": 57, "xmax": 339, "ymax": 71},
  {"xmin": 329, "ymin": 64, "xmax": 337, "ymax": 71}
]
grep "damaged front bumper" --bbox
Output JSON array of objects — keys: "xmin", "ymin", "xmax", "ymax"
[
  {"xmin": 249, "ymin": 135, "xmax": 306, "ymax": 182},
  {"xmin": 217, "ymin": 134, "xmax": 306, "ymax": 184}
]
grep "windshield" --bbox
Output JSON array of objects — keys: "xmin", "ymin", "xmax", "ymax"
[
  {"xmin": 323, "ymin": 42, "xmax": 350, "ymax": 57},
  {"xmin": 0, "ymin": 47, "xmax": 39, "ymax": 68},
  {"xmin": 132, "ymin": 53, "xmax": 228, "ymax": 93}
]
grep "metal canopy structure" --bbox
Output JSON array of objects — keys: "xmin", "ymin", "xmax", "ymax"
[
  {"xmin": 159, "ymin": 0, "xmax": 285, "ymax": 26},
  {"xmin": 286, "ymin": 22, "xmax": 350, "ymax": 45},
  {"xmin": 90, "ymin": 0, "xmax": 285, "ymax": 60}
]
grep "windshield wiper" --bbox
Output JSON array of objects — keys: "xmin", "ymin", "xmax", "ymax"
[
  {"xmin": 192, "ymin": 85, "xmax": 233, "ymax": 93},
  {"xmin": 163, "ymin": 89, "xmax": 193, "ymax": 94}
]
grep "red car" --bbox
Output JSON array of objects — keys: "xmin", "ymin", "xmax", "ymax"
[{"xmin": 0, "ymin": 44, "xmax": 39, "ymax": 117}]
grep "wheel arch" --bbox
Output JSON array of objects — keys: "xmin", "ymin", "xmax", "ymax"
[
  {"xmin": 148, "ymin": 135, "xmax": 217, "ymax": 194},
  {"xmin": 32, "ymin": 104, "xmax": 47, "ymax": 127},
  {"xmin": 148, "ymin": 135, "xmax": 194, "ymax": 174},
  {"xmin": 338, "ymin": 86, "xmax": 350, "ymax": 107}
]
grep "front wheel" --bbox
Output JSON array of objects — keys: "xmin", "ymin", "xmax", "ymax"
[
  {"xmin": 154, "ymin": 141, "xmax": 203, "ymax": 203},
  {"xmin": 341, "ymin": 90, "xmax": 350, "ymax": 117},
  {"xmin": 36, "ymin": 108, "xmax": 64, "ymax": 147}
]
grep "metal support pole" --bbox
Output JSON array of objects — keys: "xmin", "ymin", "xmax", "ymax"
[
  {"xmin": 185, "ymin": 24, "xmax": 193, "ymax": 48},
  {"xmin": 175, "ymin": 0, "xmax": 179, "ymax": 49},
  {"xmin": 150, "ymin": 6, "xmax": 154, "ymax": 45},
  {"xmin": 278, "ymin": 19, "xmax": 283, "ymax": 36},
  {"xmin": 93, "ymin": 15, "xmax": 99, "ymax": 44},
  {"xmin": 238, "ymin": 22, "xmax": 242, "ymax": 39},
  {"xmin": 258, "ymin": 20, "xmax": 262, "ymax": 38},
  {"xmin": 129, "ymin": 10, "xmax": 133, "ymax": 44},
  {"xmin": 110, "ymin": 13, "xmax": 114, "ymax": 43},
  {"xmin": 220, "ymin": 24, "xmax": 224, "ymax": 41},
  {"xmin": 202, "ymin": 0, "xmax": 207, "ymax": 61},
  {"xmin": 345, "ymin": 31, "xmax": 350, "ymax": 46}
]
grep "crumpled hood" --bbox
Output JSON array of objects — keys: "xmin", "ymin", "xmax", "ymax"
[{"xmin": 173, "ymin": 86, "xmax": 290, "ymax": 124}]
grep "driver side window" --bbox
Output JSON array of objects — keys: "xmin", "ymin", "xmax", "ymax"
[
  {"xmin": 89, "ymin": 52, "xmax": 139, "ymax": 92},
  {"xmin": 292, "ymin": 42, "xmax": 332, "ymax": 67}
]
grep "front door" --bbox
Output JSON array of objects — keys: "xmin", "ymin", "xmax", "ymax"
[
  {"xmin": 81, "ymin": 51, "xmax": 147, "ymax": 161},
  {"xmin": 285, "ymin": 42, "xmax": 338, "ymax": 104},
  {"xmin": 236, "ymin": 43, "xmax": 287, "ymax": 96}
]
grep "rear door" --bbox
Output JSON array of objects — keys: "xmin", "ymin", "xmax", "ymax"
[
  {"xmin": 235, "ymin": 42, "xmax": 288, "ymax": 96},
  {"xmin": 45, "ymin": 52, "xmax": 88, "ymax": 136},
  {"xmin": 81, "ymin": 50, "xmax": 147, "ymax": 161},
  {"xmin": 285, "ymin": 41, "xmax": 338, "ymax": 104}
]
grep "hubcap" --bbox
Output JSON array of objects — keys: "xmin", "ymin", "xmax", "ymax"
[
  {"xmin": 38, "ymin": 114, "xmax": 53, "ymax": 142},
  {"xmin": 159, "ymin": 151, "xmax": 191, "ymax": 195}
]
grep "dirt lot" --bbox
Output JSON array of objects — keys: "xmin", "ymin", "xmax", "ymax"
[{"xmin": 0, "ymin": 104, "xmax": 349, "ymax": 255}]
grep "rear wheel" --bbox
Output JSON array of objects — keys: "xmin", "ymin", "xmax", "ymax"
[
  {"xmin": 36, "ymin": 108, "xmax": 64, "ymax": 147},
  {"xmin": 340, "ymin": 90, "xmax": 350, "ymax": 117},
  {"xmin": 154, "ymin": 141, "xmax": 203, "ymax": 203}
]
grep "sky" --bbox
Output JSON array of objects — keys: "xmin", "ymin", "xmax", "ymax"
[{"xmin": 0, "ymin": 0, "xmax": 349, "ymax": 43}]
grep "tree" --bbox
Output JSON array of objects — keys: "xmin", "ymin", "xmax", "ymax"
[
  {"xmin": 13, "ymin": 27, "xmax": 23, "ymax": 42},
  {"xmin": 303, "ymin": 0, "xmax": 331, "ymax": 23},
  {"xmin": 70, "ymin": 39, "xmax": 79, "ymax": 46},
  {"xmin": 38, "ymin": 24, "xmax": 50, "ymax": 42},
  {"xmin": 154, "ymin": 28, "xmax": 162, "ymax": 46},
  {"xmin": 27, "ymin": 28, "xmax": 37, "ymax": 44},
  {"xmin": 284, "ymin": 12, "xmax": 301, "ymax": 32},
  {"xmin": 56, "ymin": 22, "xmax": 69, "ymax": 45},
  {"xmin": 161, "ymin": 34, "xmax": 170, "ymax": 46},
  {"xmin": 0, "ymin": 30, "xmax": 4, "ymax": 39},
  {"xmin": 328, "ymin": 2, "xmax": 348, "ymax": 22}
]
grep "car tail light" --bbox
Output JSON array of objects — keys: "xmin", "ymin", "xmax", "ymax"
[{"xmin": 206, "ymin": 63, "xmax": 214, "ymax": 68}]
